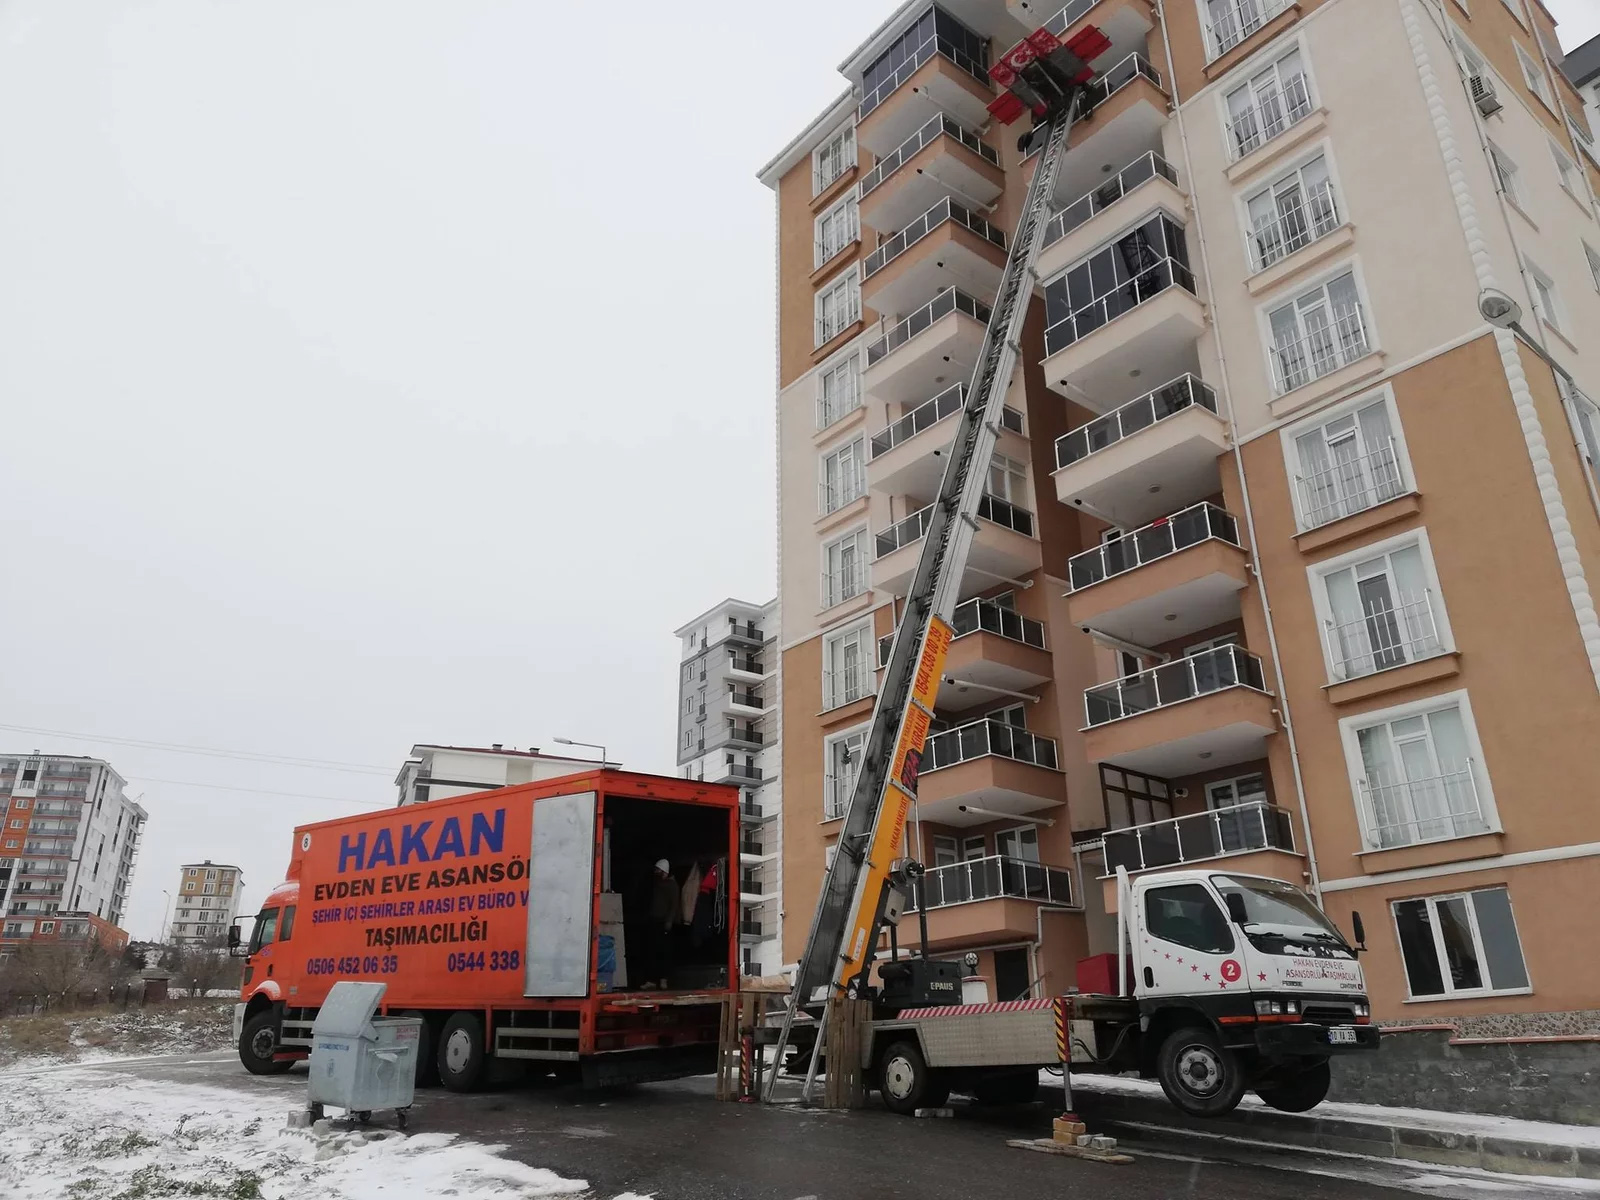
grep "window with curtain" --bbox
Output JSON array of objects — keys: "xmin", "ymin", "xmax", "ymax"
[
  {"xmin": 1225, "ymin": 48, "xmax": 1312, "ymax": 159},
  {"xmin": 822, "ymin": 623, "xmax": 874, "ymax": 710},
  {"xmin": 820, "ymin": 438, "xmax": 866, "ymax": 515},
  {"xmin": 825, "ymin": 727, "xmax": 867, "ymax": 819},
  {"xmin": 1246, "ymin": 155, "xmax": 1338, "ymax": 271},
  {"xmin": 822, "ymin": 529, "xmax": 867, "ymax": 608},
  {"xmin": 1354, "ymin": 705, "xmax": 1487, "ymax": 848},
  {"xmin": 817, "ymin": 353, "xmax": 862, "ymax": 430},
  {"xmin": 1319, "ymin": 541, "xmax": 1443, "ymax": 678},
  {"xmin": 1268, "ymin": 271, "xmax": 1370, "ymax": 394},
  {"xmin": 1292, "ymin": 394, "xmax": 1405, "ymax": 528}
]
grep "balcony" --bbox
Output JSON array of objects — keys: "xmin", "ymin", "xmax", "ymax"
[
  {"xmin": 861, "ymin": 198, "xmax": 1007, "ymax": 319},
  {"xmin": 868, "ymin": 383, "xmax": 1025, "ymax": 497},
  {"xmin": 1099, "ymin": 802, "xmax": 1301, "ymax": 908},
  {"xmin": 723, "ymin": 655, "xmax": 765, "ymax": 683},
  {"xmin": 739, "ymin": 920, "xmax": 767, "ymax": 944},
  {"xmin": 740, "ymin": 799, "xmax": 773, "ymax": 824},
  {"xmin": 1358, "ymin": 764, "xmax": 1489, "ymax": 851},
  {"xmin": 1324, "ymin": 591, "xmax": 1445, "ymax": 683},
  {"xmin": 879, "ymin": 596, "xmax": 1053, "ymax": 710},
  {"xmin": 719, "ymin": 725, "xmax": 764, "ymax": 751},
  {"xmin": 715, "ymin": 763, "xmax": 764, "ymax": 786},
  {"xmin": 1066, "ymin": 504, "xmax": 1249, "ymax": 644},
  {"xmin": 1295, "ymin": 438, "xmax": 1405, "ymax": 532},
  {"xmin": 857, "ymin": 34, "xmax": 993, "ymax": 156},
  {"xmin": 864, "ymin": 287, "xmax": 992, "ymax": 408},
  {"xmin": 1082, "ymin": 645, "xmax": 1276, "ymax": 775},
  {"xmin": 1037, "ymin": 152, "xmax": 1185, "ymax": 282},
  {"xmin": 916, "ymin": 719, "xmax": 1064, "ymax": 824},
  {"xmin": 1269, "ymin": 305, "xmax": 1374, "ymax": 397},
  {"xmin": 1053, "ymin": 54, "xmax": 1171, "ymax": 210},
  {"xmin": 871, "ymin": 494, "xmax": 1040, "ymax": 599},
  {"xmin": 726, "ymin": 691, "xmax": 766, "ymax": 718},
  {"xmin": 1053, "ymin": 375, "xmax": 1228, "ymax": 526},
  {"xmin": 913, "ymin": 854, "xmax": 1078, "ymax": 948},
  {"xmin": 858, "ymin": 113, "xmax": 1004, "ymax": 235}
]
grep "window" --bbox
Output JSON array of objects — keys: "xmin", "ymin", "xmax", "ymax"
[
  {"xmin": 1585, "ymin": 244, "xmax": 1600, "ymax": 295},
  {"xmin": 1042, "ymin": 214, "xmax": 1194, "ymax": 354},
  {"xmin": 985, "ymin": 454, "xmax": 1027, "ymax": 503},
  {"xmin": 1102, "ymin": 765, "xmax": 1172, "ymax": 828},
  {"xmin": 279, "ymin": 905, "xmax": 296, "ymax": 941},
  {"xmin": 931, "ymin": 835, "xmax": 959, "ymax": 867},
  {"xmin": 1347, "ymin": 697, "xmax": 1491, "ymax": 849},
  {"xmin": 1289, "ymin": 391, "xmax": 1407, "ymax": 528},
  {"xmin": 815, "ymin": 195, "xmax": 860, "ymax": 268},
  {"xmin": 822, "ymin": 622, "xmax": 874, "ymax": 710},
  {"xmin": 39, "ymin": 922, "xmax": 54, "ymax": 934},
  {"xmin": 13, "ymin": 799, "xmax": 25, "ymax": 810},
  {"xmin": 1561, "ymin": 379, "xmax": 1600, "ymax": 467},
  {"xmin": 1514, "ymin": 43, "xmax": 1551, "ymax": 107},
  {"xmin": 1315, "ymin": 536, "xmax": 1447, "ymax": 679},
  {"xmin": 1144, "ymin": 883, "xmax": 1234, "ymax": 954},
  {"xmin": 819, "ymin": 437, "xmax": 866, "ymax": 515},
  {"xmin": 1525, "ymin": 260, "xmax": 1565, "ymax": 333},
  {"xmin": 815, "ymin": 269, "xmax": 861, "ymax": 347},
  {"xmin": 1488, "ymin": 143, "xmax": 1526, "ymax": 209},
  {"xmin": 859, "ymin": 7, "xmax": 988, "ymax": 115},
  {"xmin": 1245, "ymin": 154, "xmax": 1340, "ymax": 271},
  {"xmin": 1206, "ymin": 773, "xmax": 1266, "ymax": 810},
  {"xmin": 825, "ymin": 726, "xmax": 868, "ymax": 819},
  {"xmin": 1393, "ymin": 887, "xmax": 1528, "ymax": 998},
  {"xmin": 821, "ymin": 528, "xmax": 868, "ymax": 608},
  {"xmin": 1498, "ymin": 0, "xmax": 1527, "ymax": 25},
  {"xmin": 816, "ymin": 353, "xmax": 862, "ymax": 430},
  {"xmin": 1550, "ymin": 143, "xmax": 1584, "ymax": 202},
  {"xmin": 1266, "ymin": 270, "xmax": 1371, "ymax": 394},
  {"xmin": 812, "ymin": 124, "xmax": 856, "ymax": 197},
  {"xmin": 994, "ymin": 825, "xmax": 1040, "ymax": 862},
  {"xmin": 1203, "ymin": 0, "xmax": 1292, "ymax": 60},
  {"xmin": 1225, "ymin": 48, "xmax": 1313, "ymax": 160}
]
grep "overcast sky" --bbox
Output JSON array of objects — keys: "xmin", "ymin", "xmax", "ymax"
[{"xmin": 2, "ymin": 0, "xmax": 1596, "ymax": 941}]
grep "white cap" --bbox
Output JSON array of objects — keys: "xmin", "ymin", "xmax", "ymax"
[{"xmin": 655, "ymin": 859, "xmax": 670, "ymax": 873}]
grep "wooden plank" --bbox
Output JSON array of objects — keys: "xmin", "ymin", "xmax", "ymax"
[{"xmin": 1005, "ymin": 1138, "xmax": 1134, "ymax": 1165}]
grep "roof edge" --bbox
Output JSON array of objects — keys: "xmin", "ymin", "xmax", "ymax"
[{"xmin": 757, "ymin": 89, "xmax": 856, "ymax": 188}]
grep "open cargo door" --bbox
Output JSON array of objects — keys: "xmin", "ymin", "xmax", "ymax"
[{"xmin": 524, "ymin": 791, "xmax": 597, "ymax": 998}]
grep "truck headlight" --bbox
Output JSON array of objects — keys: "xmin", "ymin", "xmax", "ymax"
[
  {"xmin": 1283, "ymin": 999, "xmax": 1299, "ymax": 1014},
  {"xmin": 1354, "ymin": 1002, "xmax": 1369, "ymax": 1018},
  {"xmin": 1254, "ymin": 999, "xmax": 1283, "ymax": 1016}
]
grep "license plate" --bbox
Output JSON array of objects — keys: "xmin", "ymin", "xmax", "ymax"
[{"xmin": 1327, "ymin": 1026, "xmax": 1358, "ymax": 1045}]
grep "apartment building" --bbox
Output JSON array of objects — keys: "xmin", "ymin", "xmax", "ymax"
[
  {"xmin": 169, "ymin": 860, "xmax": 244, "ymax": 945},
  {"xmin": 675, "ymin": 598, "xmax": 784, "ymax": 975},
  {"xmin": 0, "ymin": 754, "xmax": 146, "ymax": 950},
  {"xmin": 761, "ymin": 0, "xmax": 1600, "ymax": 1030},
  {"xmin": 395, "ymin": 743, "xmax": 606, "ymax": 807},
  {"xmin": 1562, "ymin": 35, "xmax": 1600, "ymax": 140}
]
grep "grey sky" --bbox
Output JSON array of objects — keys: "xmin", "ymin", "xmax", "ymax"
[{"xmin": 1, "ymin": 0, "xmax": 1595, "ymax": 941}]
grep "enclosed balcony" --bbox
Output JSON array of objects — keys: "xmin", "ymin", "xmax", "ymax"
[
  {"xmin": 864, "ymin": 287, "xmax": 992, "ymax": 408},
  {"xmin": 872, "ymin": 494, "xmax": 1040, "ymax": 599},
  {"xmin": 878, "ymin": 595, "xmax": 1052, "ymax": 710},
  {"xmin": 1098, "ymin": 802, "xmax": 1302, "ymax": 909},
  {"xmin": 1053, "ymin": 375, "xmax": 1228, "ymax": 526},
  {"xmin": 1066, "ymin": 503, "xmax": 1249, "ymax": 645},
  {"xmin": 1053, "ymin": 54, "xmax": 1171, "ymax": 211},
  {"xmin": 1037, "ymin": 152, "xmax": 1185, "ymax": 282},
  {"xmin": 1041, "ymin": 214, "xmax": 1205, "ymax": 402},
  {"xmin": 858, "ymin": 113, "xmax": 1004, "ymax": 235},
  {"xmin": 1082, "ymin": 644, "xmax": 1276, "ymax": 775},
  {"xmin": 914, "ymin": 854, "xmax": 1078, "ymax": 947},
  {"xmin": 861, "ymin": 198, "xmax": 1007, "ymax": 318},
  {"xmin": 915, "ymin": 718, "xmax": 1064, "ymax": 824},
  {"xmin": 868, "ymin": 383, "xmax": 1025, "ymax": 497},
  {"xmin": 856, "ymin": 13, "xmax": 994, "ymax": 155}
]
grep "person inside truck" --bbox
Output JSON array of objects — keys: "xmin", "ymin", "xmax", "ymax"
[{"xmin": 647, "ymin": 858, "xmax": 679, "ymax": 988}]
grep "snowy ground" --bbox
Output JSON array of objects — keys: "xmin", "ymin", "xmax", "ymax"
[
  {"xmin": 0, "ymin": 1062, "xmax": 646, "ymax": 1200},
  {"xmin": 0, "ymin": 1001, "xmax": 232, "ymax": 1069}
]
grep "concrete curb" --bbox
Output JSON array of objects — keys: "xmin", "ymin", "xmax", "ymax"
[{"xmin": 1075, "ymin": 1089, "xmax": 1600, "ymax": 1181}]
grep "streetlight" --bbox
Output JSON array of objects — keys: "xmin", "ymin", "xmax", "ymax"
[
  {"xmin": 1478, "ymin": 288, "xmax": 1578, "ymax": 387},
  {"xmin": 554, "ymin": 737, "xmax": 609, "ymax": 766}
]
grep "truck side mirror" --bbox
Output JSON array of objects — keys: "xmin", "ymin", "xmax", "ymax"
[
  {"xmin": 227, "ymin": 924, "xmax": 240, "ymax": 949},
  {"xmin": 1351, "ymin": 910, "xmax": 1367, "ymax": 952},
  {"xmin": 1224, "ymin": 892, "xmax": 1249, "ymax": 925}
]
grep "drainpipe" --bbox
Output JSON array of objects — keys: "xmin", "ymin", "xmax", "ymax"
[{"xmin": 1150, "ymin": 1, "xmax": 1324, "ymax": 900}]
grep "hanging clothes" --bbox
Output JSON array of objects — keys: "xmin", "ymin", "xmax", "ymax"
[
  {"xmin": 679, "ymin": 862, "xmax": 701, "ymax": 925},
  {"xmin": 691, "ymin": 860, "xmax": 720, "ymax": 947}
]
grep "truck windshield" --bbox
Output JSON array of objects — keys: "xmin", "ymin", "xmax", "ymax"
[
  {"xmin": 1211, "ymin": 875, "xmax": 1351, "ymax": 954},
  {"xmin": 247, "ymin": 907, "xmax": 280, "ymax": 955}
]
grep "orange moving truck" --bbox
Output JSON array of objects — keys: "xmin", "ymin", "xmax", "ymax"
[{"xmin": 231, "ymin": 770, "xmax": 740, "ymax": 1091}]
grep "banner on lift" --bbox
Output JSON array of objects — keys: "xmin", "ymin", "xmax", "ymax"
[{"xmin": 837, "ymin": 616, "xmax": 954, "ymax": 990}]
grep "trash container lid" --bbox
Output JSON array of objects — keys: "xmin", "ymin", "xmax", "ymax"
[{"xmin": 311, "ymin": 980, "xmax": 388, "ymax": 1039}]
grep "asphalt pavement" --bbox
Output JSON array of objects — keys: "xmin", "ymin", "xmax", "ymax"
[{"xmin": 50, "ymin": 1052, "xmax": 1587, "ymax": 1200}]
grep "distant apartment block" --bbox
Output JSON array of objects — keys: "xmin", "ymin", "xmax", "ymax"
[
  {"xmin": 0, "ymin": 753, "xmax": 145, "ymax": 952},
  {"xmin": 169, "ymin": 860, "xmax": 244, "ymax": 945},
  {"xmin": 675, "ymin": 598, "xmax": 783, "ymax": 975},
  {"xmin": 395, "ymin": 743, "xmax": 607, "ymax": 807}
]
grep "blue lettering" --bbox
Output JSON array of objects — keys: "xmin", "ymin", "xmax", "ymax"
[
  {"xmin": 470, "ymin": 809, "xmax": 505, "ymax": 857},
  {"xmin": 339, "ymin": 833, "xmax": 367, "ymax": 874},
  {"xmin": 399, "ymin": 820, "xmax": 433, "ymax": 865},
  {"xmin": 369, "ymin": 828, "xmax": 396, "ymax": 868},
  {"xmin": 434, "ymin": 817, "xmax": 465, "ymax": 859}
]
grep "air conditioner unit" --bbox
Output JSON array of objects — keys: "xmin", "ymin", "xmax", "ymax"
[{"xmin": 1470, "ymin": 74, "xmax": 1502, "ymax": 117}]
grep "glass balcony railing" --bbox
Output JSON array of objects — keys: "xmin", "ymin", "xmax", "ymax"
[
  {"xmin": 977, "ymin": 493, "xmax": 1035, "ymax": 537},
  {"xmin": 1043, "ymin": 153, "xmax": 1180, "ymax": 250},
  {"xmin": 859, "ymin": 35, "xmax": 989, "ymax": 121},
  {"xmin": 871, "ymin": 386, "xmax": 1023, "ymax": 460},
  {"xmin": 1084, "ymin": 54, "xmax": 1163, "ymax": 111},
  {"xmin": 1084, "ymin": 644, "xmax": 1267, "ymax": 726},
  {"xmin": 866, "ymin": 288, "xmax": 992, "ymax": 368},
  {"xmin": 876, "ymin": 494, "xmax": 1033, "ymax": 559},
  {"xmin": 863, "ymin": 197, "xmax": 1006, "ymax": 280},
  {"xmin": 1044, "ymin": 256, "xmax": 1197, "ymax": 357},
  {"xmin": 859, "ymin": 113, "xmax": 999, "ymax": 200},
  {"xmin": 878, "ymin": 595, "xmax": 1047, "ymax": 667},
  {"xmin": 1055, "ymin": 374, "xmax": 1218, "ymax": 469},
  {"xmin": 924, "ymin": 718, "xmax": 1060, "ymax": 772},
  {"xmin": 1067, "ymin": 502, "xmax": 1241, "ymax": 591},
  {"xmin": 719, "ymin": 764, "xmax": 763, "ymax": 784},
  {"xmin": 1104, "ymin": 801, "xmax": 1295, "ymax": 873},
  {"xmin": 916, "ymin": 854, "xmax": 1075, "ymax": 909}
]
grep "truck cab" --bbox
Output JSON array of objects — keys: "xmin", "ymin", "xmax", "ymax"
[{"xmin": 230, "ymin": 879, "xmax": 303, "ymax": 1074}]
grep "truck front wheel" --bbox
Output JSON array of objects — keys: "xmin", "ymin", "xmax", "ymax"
[
  {"xmin": 1255, "ymin": 1059, "xmax": 1331, "ymax": 1113},
  {"xmin": 877, "ymin": 1040, "xmax": 947, "ymax": 1116},
  {"xmin": 1156, "ymin": 1025, "xmax": 1246, "ymax": 1117},
  {"xmin": 437, "ymin": 1012, "xmax": 489, "ymax": 1093},
  {"xmin": 239, "ymin": 1008, "xmax": 292, "ymax": 1076}
]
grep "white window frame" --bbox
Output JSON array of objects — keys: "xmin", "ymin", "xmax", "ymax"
[
  {"xmin": 1392, "ymin": 886, "xmax": 1532, "ymax": 1001},
  {"xmin": 812, "ymin": 123, "xmax": 857, "ymax": 198},
  {"xmin": 1256, "ymin": 259, "xmax": 1377, "ymax": 397},
  {"xmin": 994, "ymin": 823, "xmax": 1041, "ymax": 861},
  {"xmin": 1336, "ymin": 688, "xmax": 1500, "ymax": 852},
  {"xmin": 1497, "ymin": 0, "xmax": 1528, "ymax": 29},
  {"xmin": 1197, "ymin": 0, "xmax": 1292, "ymax": 63},
  {"xmin": 985, "ymin": 452, "xmax": 1028, "ymax": 503},
  {"xmin": 1488, "ymin": 142, "xmax": 1527, "ymax": 211},
  {"xmin": 815, "ymin": 268, "xmax": 862, "ymax": 348},
  {"xmin": 1218, "ymin": 38, "xmax": 1318, "ymax": 163},
  {"xmin": 1205, "ymin": 772, "xmax": 1267, "ymax": 810},
  {"xmin": 822, "ymin": 620, "xmax": 876, "ymax": 712},
  {"xmin": 818, "ymin": 436, "xmax": 867, "ymax": 516},
  {"xmin": 1549, "ymin": 141, "xmax": 1586, "ymax": 205},
  {"xmin": 1584, "ymin": 243, "xmax": 1600, "ymax": 296},
  {"xmin": 815, "ymin": 194, "xmax": 860, "ymax": 269},
  {"xmin": 1279, "ymin": 384, "xmax": 1415, "ymax": 531},
  {"xmin": 823, "ymin": 722, "xmax": 871, "ymax": 821},
  {"xmin": 1236, "ymin": 142, "xmax": 1344, "ymax": 274},
  {"xmin": 1306, "ymin": 527, "xmax": 1456, "ymax": 683},
  {"xmin": 820, "ymin": 526, "xmax": 868, "ymax": 610},
  {"xmin": 1513, "ymin": 42, "xmax": 1552, "ymax": 109},
  {"xmin": 1559, "ymin": 378, "xmax": 1600, "ymax": 469},
  {"xmin": 815, "ymin": 350, "xmax": 862, "ymax": 431},
  {"xmin": 1524, "ymin": 257, "xmax": 1566, "ymax": 334}
]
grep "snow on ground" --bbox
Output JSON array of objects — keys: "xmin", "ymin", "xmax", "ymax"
[
  {"xmin": 0, "ymin": 1001, "xmax": 233, "ymax": 1070},
  {"xmin": 0, "ymin": 1064, "xmax": 638, "ymax": 1199}
]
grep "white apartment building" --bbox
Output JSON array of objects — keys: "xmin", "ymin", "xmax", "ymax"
[
  {"xmin": 394, "ymin": 743, "xmax": 607, "ymax": 807},
  {"xmin": 169, "ymin": 860, "xmax": 244, "ymax": 945}
]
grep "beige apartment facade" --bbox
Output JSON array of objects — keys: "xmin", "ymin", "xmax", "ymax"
[
  {"xmin": 762, "ymin": 0, "xmax": 1600, "ymax": 1028},
  {"xmin": 170, "ymin": 860, "xmax": 244, "ymax": 945}
]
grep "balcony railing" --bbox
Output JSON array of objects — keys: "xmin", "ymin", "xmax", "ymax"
[
  {"xmin": 1104, "ymin": 802, "xmax": 1295, "ymax": 873},
  {"xmin": 1067, "ymin": 502, "xmax": 1240, "ymax": 591},
  {"xmin": 721, "ymin": 764, "xmax": 764, "ymax": 784},
  {"xmin": 740, "ymin": 920, "xmax": 766, "ymax": 939},
  {"xmin": 924, "ymin": 718, "xmax": 1060, "ymax": 772},
  {"xmin": 863, "ymin": 197, "xmax": 1006, "ymax": 280},
  {"xmin": 1043, "ymin": 0, "xmax": 1097, "ymax": 35},
  {"xmin": 819, "ymin": 471, "xmax": 866, "ymax": 515},
  {"xmin": 877, "ymin": 493, "xmax": 1032, "ymax": 559},
  {"xmin": 740, "ymin": 799, "xmax": 769, "ymax": 823},
  {"xmin": 1043, "ymin": 153, "xmax": 1180, "ymax": 250},
  {"xmin": 866, "ymin": 288, "xmax": 992, "ymax": 368},
  {"xmin": 1270, "ymin": 305, "xmax": 1371, "ymax": 395},
  {"xmin": 917, "ymin": 854, "xmax": 1075, "ymax": 910},
  {"xmin": 1083, "ymin": 54, "xmax": 1163, "ymax": 111},
  {"xmin": 871, "ymin": 386, "xmax": 1023, "ymax": 460},
  {"xmin": 1056, "ymin": 374, "xmax": 1218, "ymax": 469},
  {"xmin": 1084, "ymin": 644, "xmax": 1267, "ymax": 726},
  {"xmin": 1206, "ymin": 0, "xmax": 1293, "ymax": 60},
  {"xmin": 29, "ymin": 803, "xmax": 79, "ymax": 818},
  {"xmin": 1295, "ymin": 438, "xmax": 1404, "ymax": 530},
  {"xmin": 823, "ymin": 666, "xmax": 874, "ymax": 711},
  {"xmin": 1324, "ymin": 591, "xmax": 1443, "ymax": 681},
  {"xmin": 859, "ymin": 113, "xmax": 999, "ymax": 200},
  {"xmin": 727, "ymin": 655, "xmax": 763, "ymax": 674},
  {"xmin": 727, "ymin": 690, "xmax": 764, "ymax": 709},
  {"xmin": 1228, "ymin": 73, "xmax": 1314, "ymax": 160},
  {"xmin": 822, "ymin": 559, "xmax": 867, "ymax": 608},
  {"xmin": 858, "ymin": 34, "xmax": 989, "ymax": 121},
  {"xmin": 977, "ymin": 493, "xmax": 1034, "ymax": 537},
  {"xmin": 724, "ymin": 726, "xmax": 764, "ymax": 747},
  {"xmin": 817, "ymin": 377, "xmax": 863, "ymax": 431},
  {"xmin": 1249, "ymin": 180, "xmax": 1339, "ymax": 272},
  {"xmin": 1044, "ymin": 257, "xmax": 1197, "ymax": 356},
  {"xmin": 878, "ymin": 595, "xmax": 1048, "ymax": 667},
  {"xmin": 1360, "ymin": 763, "xmax": 1488, "ymax": 850},
  {"xmin": 824, "ymin": 773, "xmax": 857, "ymax": 821},
  {"xmin": 816, "ymin": 294, "xmax": 863, "ymax": 347}
]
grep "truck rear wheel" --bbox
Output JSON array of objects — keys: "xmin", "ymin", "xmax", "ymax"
[
  {"xmin": 1156, "ymin": 1025, "xmax": 1246, "ymax": 1117},
  {"xmin": 437, "ymin": 1012, "xmax": 489, "ymax": 1093},
  {"xmin": 1256, "ymin": 1059, "xmax": 1331, "ymax": 1113},
  {"xmin": 877, "ymin": 1039, "xmax": 947, "ymax": 1116},
  {"xmin": 239, "ymin": 1008, "xmax": 293, "ymax": 1076},
  {"xmin": 971, "ymin": 1069, "xmax": 1040, "ymax": 1106}
]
